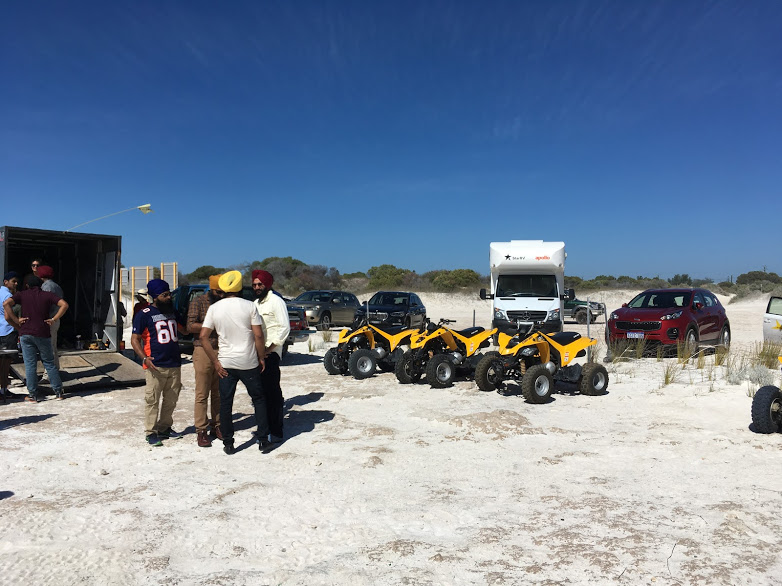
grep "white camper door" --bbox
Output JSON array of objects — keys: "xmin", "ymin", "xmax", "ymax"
[{"xmin": 763, "ymin": 296, "xmax": 782, "ymax": 343}]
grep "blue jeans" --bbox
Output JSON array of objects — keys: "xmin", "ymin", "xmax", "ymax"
[
  {"xmin": 218, "ymin": 366, "xmax": 269, "ymax": 443},
  {"xmin": 20, "ymin": 335, "xmax": 63, "ymax": 398}
]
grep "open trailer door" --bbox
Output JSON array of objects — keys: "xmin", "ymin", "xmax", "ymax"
[{"xmin": 1, "ymin": 226, "xmax": 144, "ymax": 389}]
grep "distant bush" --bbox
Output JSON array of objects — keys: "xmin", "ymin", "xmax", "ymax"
[
  {"xmin": 342, "ymin": 271, "xmax": 367, "ymax": 280},
  {"xmin": 185, "ymin": 265, "xmax": 227, "ymax": 282},
  {"xmin": 736, "ymin": 270, "xmax": 782, "ymax": 286},
  {"xmin": 670, "ymin": 274, "xmax": 692, "ymax": 286},
  {"xmin": 367, "ymin": 264, "xmax": 413, "ymax": 289},
  {"xmin": 431, "ymin": 269, "xmax": 482, "ymax": 290},
  {"xmin": 240, "ymin": 257, "xmax": 339, "ymax": 296}
]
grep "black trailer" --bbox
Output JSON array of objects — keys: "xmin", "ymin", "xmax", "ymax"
[{"xmin": 0, "ymin": 226, "xmax": 143, "ymax": 389}]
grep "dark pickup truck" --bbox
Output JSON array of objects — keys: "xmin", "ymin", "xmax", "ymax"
[
  {"xmin": 563, "ymin": 297, "xmax": 605, "ymax": 324},
  {"xmin": 172, "ymin": 285, "xmax": 310, "ymax": 356}
]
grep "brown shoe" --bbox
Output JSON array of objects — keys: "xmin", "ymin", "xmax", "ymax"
[
  {"xmin": 197, "ymin": 430, "xmax": 212, "ymax": 448},
  {"xmin": 210, "ymin": 425, "xmax": 224, "ymax": 441}
]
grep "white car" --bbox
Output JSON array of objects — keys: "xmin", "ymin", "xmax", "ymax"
[{"xmin": 763, "ymin": 296, "xmax": 782, "ymax": 342}]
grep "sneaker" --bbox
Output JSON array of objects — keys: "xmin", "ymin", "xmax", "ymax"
[
  {"xmin": 197, "ymin": 431, "xmax": 212, "ymax": 448},
  {"xmin": 24, "ymin": 396, "xmax": 40, "ymax": 403},
  {"xmin": 223, "ymin": 441, "xmax": 235, "ymax": 455},
  {"xmin": 158, "ymin": 427, "xmax": 183, "ymax": 439},
  {"xmin": 146, "ymin": 433, "xmax": 163, "ymax": 447}
]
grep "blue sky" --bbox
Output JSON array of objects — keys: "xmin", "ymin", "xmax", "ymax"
[{"xmin": 2, "ymin": 1, "xmax": 780, "ymax": 281}]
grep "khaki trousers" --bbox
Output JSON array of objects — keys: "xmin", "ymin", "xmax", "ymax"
[
  {"xmin": 192, "ymin": 346, "xmax": 220, "ymax": 432},
  {"xmin": 144, "ymin": 366, "xmax": 182, "ymax": 435}
]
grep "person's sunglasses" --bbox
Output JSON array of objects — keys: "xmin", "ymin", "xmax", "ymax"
[{"xmin": 31, "ymin": 263, "xmax": 40, "ymax": 267}]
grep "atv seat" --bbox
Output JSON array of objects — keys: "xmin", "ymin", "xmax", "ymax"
[
  {"xmin": 456, "ymin": 327, "xmax": 484, "ymax": 337},
  {"xmin": 549, "ymin": 332, "xmax": 582, "ymax": 346},
  {"xmin": 371, "ymin": 324, "xmax": 409, "ymax": 335}
]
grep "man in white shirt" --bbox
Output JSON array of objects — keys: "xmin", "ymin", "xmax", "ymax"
[
  {"xmin": 200, "ymin": 271, "xmax": 272, "ymax": 454},
  {"xmin": 252, "ymin": 270, "xmax": 291, "ymax": 445}
]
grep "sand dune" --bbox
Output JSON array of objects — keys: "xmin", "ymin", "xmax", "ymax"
[{"xmin": 1, "ymin": 291, "xmax": 780, "ymax": 585}]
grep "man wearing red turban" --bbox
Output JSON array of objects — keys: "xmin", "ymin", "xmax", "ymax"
[{"xmin": 252, "ymin": 269, "xmax": 290, "ymax": 446}]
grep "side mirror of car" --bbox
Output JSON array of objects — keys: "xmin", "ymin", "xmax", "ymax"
[
  {"xmin": 622, "ymin": 303, "xmax": 628, "ymax": 308},
  {"xmin": 332, "ymin": 298, "xmax": 340, "ymax": 304},
  {"xmin": 694, "ymin": 302, "xmax": 704, "ymax": 310},
  {"xmin": 561, "ymin": 288, "xmax": 575, "ymax": 301}
]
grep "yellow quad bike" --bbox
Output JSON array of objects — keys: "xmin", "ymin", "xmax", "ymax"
[
  {"xmin": 474, "ymin": 324, "xmax": 608, "ymax": 403},
  {"xmin": 751, "ymin": 355, "xmax": 782, "ymax": 433},
  {"xmin": 323, "ymin": 320, "xmax": 420, "ymax": 380},
  {"xmin": 395, "ymin": 318, "xmax": 498, "ymax": 388}
]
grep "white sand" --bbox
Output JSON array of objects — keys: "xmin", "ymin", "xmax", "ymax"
[{"xmin": 1, "ymin": 291, "xmax": 781, "ymax": 585}]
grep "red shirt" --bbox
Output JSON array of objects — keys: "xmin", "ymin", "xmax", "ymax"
[{"xmin": 12, "ymin": 288, "xmax": 62, "ymax": 338}]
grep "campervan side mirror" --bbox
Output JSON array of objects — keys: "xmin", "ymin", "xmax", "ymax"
[
  {"xmin": 562, "ymin": 288, "xmax": 575, "ymax": 301},
  {"xmin": 479, "ymin": 288, "xmax": 493, "ymax": 300}
]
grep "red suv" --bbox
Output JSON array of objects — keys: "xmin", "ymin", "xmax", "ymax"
[{"xmin": 607, "ymin": 288, "xmax": 730, "ymax": 349}]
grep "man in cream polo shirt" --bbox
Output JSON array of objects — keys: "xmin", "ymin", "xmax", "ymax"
[
  {"xmin": 200, "ymin": 270, "xmax": 272, "ymax": 455},
  {"xmin": 251, "ymin": 270, "xmax": 291, "ymax": 446}
]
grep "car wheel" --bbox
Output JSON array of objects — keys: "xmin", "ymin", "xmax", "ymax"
[
  {"xmin": 579, "ymin": 363, "xmax": 609, "ymax": 396},
  {"xmin": 318, "ymin": 313, "xmax": 331, "ymax": 331},
  {"xmin": 684, "ymin": 327, "xmax": 699, "ymax": 355},
  {"xmin": 521, "ymin": 364, "xmax": 553, "ymax": 404},
  {"xmin": 751, "ymin": 386, "xmax": 782, "ymax": 433},
  {"xmin": 575, "ymin": 310, "xmax": 588, "ymax": 325},
  {"xmin": 475, "ymin": 353, "xmax": 504, "ymax": 392},
  {"xmin": 719, "ymin": 325, "xmax": 731, "ymax": 348},
  {"xmin": 348, "ymin": 349, "xmax": 376, "ymax": 380},
  {"xmin": 426, "ymin": 354, "xmax": 455, "ymax": 388}
]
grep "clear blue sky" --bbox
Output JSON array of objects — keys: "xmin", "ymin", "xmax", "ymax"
[{"xmin": 2, "ymin": 1, "xmax": 780, "ymax": 281}]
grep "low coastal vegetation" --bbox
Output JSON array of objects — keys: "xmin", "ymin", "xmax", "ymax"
[{"xmin": 177, "ymin": 257, "xmax": 782, "ymax": 300}]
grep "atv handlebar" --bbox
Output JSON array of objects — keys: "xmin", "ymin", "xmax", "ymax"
[{"xmin": 513, "ymin": 319, "xmax": 546, "ymax": 337}]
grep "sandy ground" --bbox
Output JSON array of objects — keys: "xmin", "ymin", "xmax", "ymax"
[{"xmin": 1, "ymin": 291, "xmax": 781, "ymax": 585}]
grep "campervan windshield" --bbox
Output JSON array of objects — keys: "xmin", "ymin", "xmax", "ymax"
[{"xmin": 496, "ymin": 274, "xmax": 558, "ymax": 298}]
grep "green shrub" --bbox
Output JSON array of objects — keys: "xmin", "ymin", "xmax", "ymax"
[
  {"xmin": 367, "ymin": 264, "xmax": 413, "ymax": 289},
  {"xmin": 431, "ymin": 269, "xmax": 482, "ymax": 290}
]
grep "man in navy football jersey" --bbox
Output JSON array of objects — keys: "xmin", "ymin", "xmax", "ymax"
[{"xmin": 131, "ymin": 279, "xmax": 185, "ymax": 446}]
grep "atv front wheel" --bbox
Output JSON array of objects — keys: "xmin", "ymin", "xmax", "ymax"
[
  {"xmin": 579, "ymin": 363, "xmax": 609, "ymax": 396},
  {"xmin": 348, "ymin": 349, "xmax": 377, "ymax": 380},
  {"xmin": 751, "ymin": 386, "xmax": 782, "ymax": 434},
  {"xmin": 521, "ymin": 364, "xmax": 553, "ymax": 404},
  {"xmin": 395, "ymin": 351, "xmax": 422, "ymax": 384},
  {"xmin": 475, "ymin": 354, "xmax": 505, "ymax": 392},
  {"xmin": 426, "ymin": 354, "xmax": 455, "ymax": 388},
  {"xmin": 324, "ymin": 348, "xmax": 346, "ymax": 375}
]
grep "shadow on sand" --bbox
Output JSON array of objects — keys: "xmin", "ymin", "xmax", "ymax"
[{"xmin": 0, "ymin": 413, "xmax": 57, "ymax": 431}]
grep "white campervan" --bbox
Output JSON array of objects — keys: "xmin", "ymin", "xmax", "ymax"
[{"xmin": 480, "ymin": 240, "xmax": 573, "ymax": 335}]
